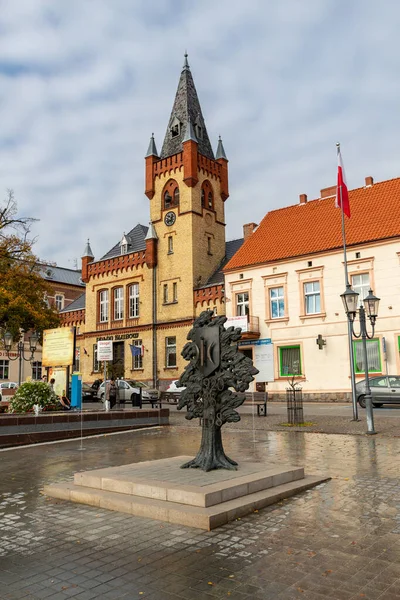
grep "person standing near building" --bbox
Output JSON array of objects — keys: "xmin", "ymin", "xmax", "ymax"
[{"xmin": 105, "ymin": 378, "xmax": 119, "ymax": 410}]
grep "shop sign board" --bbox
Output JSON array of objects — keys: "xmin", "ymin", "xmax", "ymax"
[{"xmin": 97, "ymin": 340, "xmax": 113, "ymax": 361}]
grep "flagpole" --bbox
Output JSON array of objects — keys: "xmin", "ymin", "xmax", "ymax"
[{"xmin": 337, "ymin": 142, "xmax": 359, "ymax": 421}]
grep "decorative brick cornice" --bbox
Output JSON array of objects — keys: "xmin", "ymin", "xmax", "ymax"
[
  {"xmin": 61, "ymin": 309, "xmax": 85, "ymax": 326},
  {"xmin": 88, "ymin": 252, "xmax": 146, "ymax": 279},
  {"xmin": 194, "ymin": 284, "xmax": 225, "ymax": 307},
  {"xmin": 198, "ymin": 154, "xmax": 221, "ymax": 180},
  {"xmin": 153, "ymin": 153, "xmax": 183, "ymax": 178}
]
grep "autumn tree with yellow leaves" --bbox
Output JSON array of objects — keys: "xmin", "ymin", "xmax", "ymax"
[{"xmin": 0, "ymin": 190, "xmax": 60, "ymax": 341}]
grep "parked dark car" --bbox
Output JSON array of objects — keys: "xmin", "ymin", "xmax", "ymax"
[{"xmin": 356, "ymin": 375, "xmax": 400, "ymax": 407}]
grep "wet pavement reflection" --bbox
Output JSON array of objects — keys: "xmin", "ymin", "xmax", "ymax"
[{"xmin": 1, "ymin": 426, "xmax": 400, "ymax": 599}]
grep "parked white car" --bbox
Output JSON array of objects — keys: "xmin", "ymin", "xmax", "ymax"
[
  {"xmin": 166, "ymin": 380, "xmax": 186, "ymax": 393},
  {"xmin": 96, "ymin": 380, "xmax": 159, "ymax": 406},
  {"xmin": 0, "ymin": 382, "xmax": 18, "ymax": 402}
]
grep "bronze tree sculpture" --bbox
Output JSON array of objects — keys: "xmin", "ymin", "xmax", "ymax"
[{"xmin": 177, "ymin": 310, "xmax": 259, "ymax": 472}]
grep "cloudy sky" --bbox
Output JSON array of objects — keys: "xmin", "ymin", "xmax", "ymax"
[{"xmin": 1, "ymin": 0, "xmax": 400, "ymax": 267}]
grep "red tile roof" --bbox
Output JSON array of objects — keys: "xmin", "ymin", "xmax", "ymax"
[{"xmin": 225, "ymin": 177, "xmax": 400, "ymax": 271}]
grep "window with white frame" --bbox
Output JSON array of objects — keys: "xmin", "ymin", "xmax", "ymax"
[
  {"xmin": 269, "ymin": 286, "xmax": 285, "ymax": 319},
  {"xmin": 165, "ymin": 337, "xmax": 177, "ymax": 368},
  {"xmin": 32, "ymin": 361, "xmax": 42, "ymax": 380},
  {"xmin": 304, "ymin": 281, "xmax": 321, "ymax": 314},
  {"xmin": 236, "ymin": 292, "xmax": 249, "ymax": 316},
  {"xmin": 353, "ymin": 339, "xmax": 381, "ymax": 374},
  {"xmin": 55, "ymin": 294, "xmax": 64, "ymax": 310},
  {"xmin": 93, "ymin": 344, "xmax": 100, "ymax": 372},
  {"xmin": 129, "ymin": 283, "xmax": 139, "ymax": 318},
  {"xmin": 168, "ymin": 236, "xmax": 174, "ymax": 254},
  {"xmin": 99, "ymin": 290, "xmax": 109, "ymax": 322},
  {"xmin": 173, "ymin": 282, "xmax": 178, "ymax": 302},
  {"xmin": 114, "ymin": 287, "xmax": 124, "ymax": 320},
  {"xmin": 351, "ymin": 273, "xmax": 370, "ymax": 307},
  {"xmin": 132, "ymin": 339, "xmax": 143, "ymax": 370},
  {"xmin": 0, "ymin": 360, "xmax": 9, "ymax": 379}
]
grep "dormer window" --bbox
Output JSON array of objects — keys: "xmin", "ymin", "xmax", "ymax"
[
  {"xmin": 120, "ymin": 233, "xmax": 129, "ymax": 255},
  {"xmin": 195, "ymin": 116, "xmax": 203, "ymax": 140},
  {"xmin": 170, "ymin": 116, "xmax": 181, "ymax": 139}
]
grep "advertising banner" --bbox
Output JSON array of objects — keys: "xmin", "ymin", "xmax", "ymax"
[
  {"xmin": 42, "ymin": 327, "xmax": 75, "ymax": 367},
  {"xmin": 224, "ymin": 315, "xmax": 248, "ymax": 332}
]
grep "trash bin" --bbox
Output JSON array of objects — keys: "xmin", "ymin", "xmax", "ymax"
[{"xmin": 131, "ymin": 392, "xmax": 142, "ymax": 408}]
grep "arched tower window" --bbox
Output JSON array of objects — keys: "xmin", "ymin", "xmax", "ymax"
[
  {"xmin": 201, "ymin": 180, "xmax": 214, "ymax": 211},
  {"xmin": 162, "ymin": 179, "xmax": 180, "ymax": 210}
]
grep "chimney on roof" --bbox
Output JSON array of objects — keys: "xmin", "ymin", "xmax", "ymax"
[
  {"xmin": 365, "ymin": 176, "xmax": 374, "ymax": 187},
  {"xmin": 299, "ymin": 193, "xmax": 307, "ymax": 204},
  {"xmin": 320, "ymin": 185, "xmax": 336, "ymax": 198},
  {"xmin": 243, "ymin": 223, "xmax": 258, "ymax": 241}
]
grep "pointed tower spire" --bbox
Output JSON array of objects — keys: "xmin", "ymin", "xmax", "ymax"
[
  {"xmin": 81, "ymin": 239, "xmax": 94, "ymax": 283},
  {"xmin": 145, "ymin": 221, "xmax": 158, "ymax": 240},
  {"xmin": 145, "ymin": 133, "xmax": 159, "ymax": 158},
  {"xmin": 160, "ymin": 55, "xmax": 214, "ymax": 160},
  {"xmin": 215, "ymin": 135, "xmax": 227, "ymax": 160},
  {"xmin": 82, "ymin": 238, "xmax": 94, "ymax": 259}
]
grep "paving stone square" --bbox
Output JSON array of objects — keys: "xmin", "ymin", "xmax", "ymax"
[{"xmin": 1, "ymin": 424, "xmax": 400, "ymax": 599}]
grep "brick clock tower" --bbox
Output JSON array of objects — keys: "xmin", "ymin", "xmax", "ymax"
[{"xmin": 144, "ymin": 54, "xmax": 229, "ymax": 331}]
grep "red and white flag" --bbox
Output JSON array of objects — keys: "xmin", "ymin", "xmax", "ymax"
[{"xmin": 336, "ymin": 145, "xmax": 350, "ymax": 218}]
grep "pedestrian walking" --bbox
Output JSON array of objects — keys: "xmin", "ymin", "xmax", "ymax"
[{"xmin": 105, "ymin": 378, "xmax": 119, "ymax": 410}]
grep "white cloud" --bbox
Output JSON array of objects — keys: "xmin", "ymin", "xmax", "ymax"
[{"xmin": 0, "ymin": 0, "xmax": 400, "ymax": 265}]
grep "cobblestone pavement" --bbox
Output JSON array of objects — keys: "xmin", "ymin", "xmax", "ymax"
[
  {"xmin": 170, "ymin": 407, "xmax": 400, "ymax": 437},
  {"xmin": 1, "ymin": 425, "xmax": 400, "ymax": 599}
]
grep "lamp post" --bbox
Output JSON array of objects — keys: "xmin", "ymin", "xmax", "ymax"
[
  {"xmin": 3, "ymin": 331, "xmax": 39, "ymax": 386},
  {"xmin": 341, "ymin": 286, "xmax": 380, "ymax": 435}
]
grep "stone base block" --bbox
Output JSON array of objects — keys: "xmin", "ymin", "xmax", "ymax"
[{"xmin": 44, "ymin": 456, "xmax": 329, "ymax": 530}]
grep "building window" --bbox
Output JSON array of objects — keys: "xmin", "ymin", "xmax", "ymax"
[
  {"xmin": 168, "ymin": 236, "xmax": 174, "ymax": 254},
  {"xmin": 166, "ymin": 337, "xmax": 177, "ymax": 368},
  {"xmin": 99, "ymin": 290, "xmax": 109, "ymax": 322},
  {"xmin": 269, "ymin": 286, "xmax": 285, "ymax": 319},
  {"xmin": 75, "ymin": 348, "xmax": 80, "ymax": 372},
  {"xmin": 236, "ymin": 292, "xmax": 249, "ymax": 316},
  {"xmin": 351, "ymin": 273, "xmax": 370, "ymax": 307},
  {"xmin": 132, "ymin": 339, "xmax": 143, "ymax": 370},
  {"xmin": 163, "ymin": 284, "xmax": 168, "ymax": 304},
  {"xmin": 121, "ymin": 243, "xmax": 128, "ymax": 255},
  {"xmin": 171, "ymin": 122, "xmax": 180, "ymax": 138},
  {"xmin": 114, "ymin": 287, "xmax": 124, "ymax": 320},
  {"xmin": 0, "ymin": 360, "xmax": 9, "ymax": 380},
  {"xmin": 353, "ymin": 339, "xmax": 381, "ymax": 374},
  {"xmin": 173, "ymin": 282, "xmax": 178, "ymax": 302},
  {"xmin": 55, "ymin": 295, "xmax": 64, "ymax": 311},
  {"xmin": 93, "ymin": 344, "xmax": 100, "ymax": 372},
  {"xmin": 304, "ymin": 281, "xmax": 320, "ymax": 314},
  {"xmin": 279, "ymin": 346, "xmax": 302, "ymax": 377},
  {"xmin": 201, "ymin": 189, "xmax": 205, "ymax": 208},
  {"xmin": 164, "ymin": 191, "xmax": 172, "ymax": 209},
  {"xmin": 31, "ymin": 361, "xmax": 42, "ymax": 380},
  {"xmin": 129, "ymin": 283, "xmax": 139, "ymax": 318},
  {"xmin": 174, "ymin": 187, "xmax": 180, "ymax": 206},
  {"xmin": 207, "ymin": 237, "xmax": 212, "ymax": 255},
  {"xmin": 208, "ymin": 192, "xmax": 213, "ymax": 209}
]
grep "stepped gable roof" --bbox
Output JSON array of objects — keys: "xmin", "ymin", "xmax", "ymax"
[
  {"xmin": 225, "ymin": 177, "xmax": 400, "ymax": 271},
  {"xmin": 100, "ymin": 224, "xmax": 148, "ymax": 261},
  {"xmin": 40, "ymin": 265, "xmax": 84, "ymax": 287},
  {"xmin": 60, "ymin": 293, "xmax": 85, "ymax": 313},
  {"xmin": 160, "ymin": 54, "xmax": 214, "ymax": 160},
  {"xmin": 200, "ymin": 238, "xmax": 244, "ymax": 287}
]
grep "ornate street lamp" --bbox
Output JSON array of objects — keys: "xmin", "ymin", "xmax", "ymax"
[
  {"xmin": 341, "ymin": 287, "xmax": 380, "ymax": 435},
  {"xmin": 3, "ymin": 330, "xmax": 39, "ymax": 385}
]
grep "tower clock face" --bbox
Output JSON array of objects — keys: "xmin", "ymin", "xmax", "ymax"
[{"xmin": 164, "ymin": 211, "xmax": 176, "ymax": 226}]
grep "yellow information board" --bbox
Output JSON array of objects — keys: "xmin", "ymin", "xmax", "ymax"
[{"xmin": 42, "ymin": 327, "xmax": 75, "ymax": 367}]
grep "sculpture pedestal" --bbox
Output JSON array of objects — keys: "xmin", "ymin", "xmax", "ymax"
[{"xmin": 44, "ymin": 456, "xmax": 329, "ymax": 530}]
